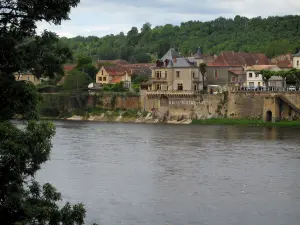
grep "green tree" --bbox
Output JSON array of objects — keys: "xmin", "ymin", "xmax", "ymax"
[
  {"xmin": 76, "ymin": 56, "xmax": 98, "ymax": 81},
  {"xmin": 199, "ymin": 63, "xmax": 207, "ymax": 90},
  {"xmin": 0, "ymin": 0, "xmax": 97, "ymax": 224},
  {"xmin": 63, "ymin": 70, "xmax": 91, "ymax": 91},
  {"xmin": 257, "ymin": 70, "xmax": 274, "ymax": 89}
]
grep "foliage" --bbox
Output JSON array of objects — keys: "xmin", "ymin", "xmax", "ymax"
[
  {"xmin": 110, "ymin": 94, "xmax": 117, "ymax": 109},
  {"xmin": 102, "ymin": 82, "xmax": 125, "ymax": 92},
  {"xmin": 76, "ymin": 56, "xmax": 98, "ymax": 80},
  {"xmin": 62, "ymin": 15, "xmax": 300, "ymax": 63},
  {"xmin": 256, "ymin": 68, "xmax": 300, "ymax": 87},
  {"xmin": 131, "ymin": 74, "xmax": 149, "ymax": 84},
  {"xmin": 0, "ymin": 0, "xmax": 96, "ymax": 224},
  {"xmin": 0, "ymin": 73, "xmax": 40, "ymax": 121},
  {"xmin": 63, "ymin": 70, "xmax": 91, "ymax": 91},
  {"xmin": 199, "ymin": 63, "xmax": 207, "ymax": 90}
]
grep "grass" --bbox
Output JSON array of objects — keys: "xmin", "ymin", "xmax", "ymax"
[{"xmin": 191, "ymin": 118, "xmax": 300, "ymax": 127}]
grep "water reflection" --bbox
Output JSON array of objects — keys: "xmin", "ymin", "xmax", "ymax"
[{"xmin": 37, "ymin": 121, "xmax": 300, "ymax": 225}]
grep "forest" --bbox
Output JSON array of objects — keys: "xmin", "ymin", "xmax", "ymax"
[{"xmin": 60, "ymin": 15, "xmax": 300, "ymax": 63}]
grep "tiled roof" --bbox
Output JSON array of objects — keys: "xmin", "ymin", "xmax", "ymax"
[
  {"xmin": 103, "ymin": 65, "xmax": 127, "ymax": 76},
  {"xmin": 63, "ymin": 64, "xmax": 77, "ymax": 72},
  {"xmin": 111, "ymin": 76, "xmax": 123, "ymax": 83},
  {"xmin": 245, "ymin": 65, "xmax": 281, "ymax": 71},
  {"xmin": 208, "ymin": 51, "xmax": 270, "ymax": 67},
  {"xmin": 228, "ymin": 68, "xmax": 245, "ymax": 75},
  {"xmin": 276, "ymin": 60, "xmax": 292, "ymax": 68},
  {"xmin": 166, "ymin": 58, "xmax": 195, "ymax": 68}
]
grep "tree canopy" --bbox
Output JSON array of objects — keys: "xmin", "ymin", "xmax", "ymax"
[
  {"xmin": 61, "ymin": 15, "xmax": 300, "ymax": 63},
  {"xmin": 0, "ymin": 0, "xmax": 97, "ymax": 224}
]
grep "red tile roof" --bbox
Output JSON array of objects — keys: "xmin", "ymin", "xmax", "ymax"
[
  {"xmin": 111, "ymin": 76, "xmax": 123, "ymax": 83},
  {"xmin": 103, "ymin": 65, "xmax": 127, "ymax": 76},
  {"xmin": 228, "ymin": 68, "xmax": 245, "ymax": 75},
  {"xmin": 276, "ymin": 60, "xmax": 292, "ymax": 68},
  {"xmin": 208, "ymin": 51, "xmax": 270, "ymax": 67},
  {"xmin": 63, "ymin": 64, "xmax": 77, "ymax": 72}
]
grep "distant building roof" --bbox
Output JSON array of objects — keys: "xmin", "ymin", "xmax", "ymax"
[
  {"xmin": 193, "ymin": 47, "xmax": 203, "ymax": 59},
  {"xmin": 102, "ymin": 65, "xmax": 127, "ymax": 76},
  {"xmin": 208, "ymin": 51, "xmax": 270, "ymax": 67},
  {"xmin": 63, "ymin": 64, "xmax": 77, "ymax": 72},
  {"xmin": 228, "ymin": 68, "xmax": 245, "ymax": 75},
  {"xmin": 245, "ymin": 65, "xmax": 281, "ymax": 71},
  {"xmin": 161, "ymin": 48, "xmax": 182, "ymax": 61},
  {"xmin": 293, "ymin": 51, "xmax": 300, "ymax": 57},
  {"xmin": 276, "ymin": 60, "xmax": 292, "ymax": 68}
]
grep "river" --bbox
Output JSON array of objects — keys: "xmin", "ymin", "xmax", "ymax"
[{"xmin": 37, "ymin": 121, "xmax": 300, "ymax": 225}]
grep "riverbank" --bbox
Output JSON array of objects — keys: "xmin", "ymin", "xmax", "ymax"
[{"xmin": 192, "ymin": 118, "xmax": 300, "ymax": 127}]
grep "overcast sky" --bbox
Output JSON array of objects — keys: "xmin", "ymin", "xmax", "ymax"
[{"xmin": 36, "ymin": 0, "xmax": 300, "ymax": 38}]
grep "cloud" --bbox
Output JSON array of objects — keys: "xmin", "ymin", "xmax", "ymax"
[{"xmin": 36, "ymin": 0, "xmax": 300, "ymax": 37}]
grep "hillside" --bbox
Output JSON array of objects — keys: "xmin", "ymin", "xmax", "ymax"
[{"xmin": 60, "ymin": 15, "xmax": 300, "ymax": 63}]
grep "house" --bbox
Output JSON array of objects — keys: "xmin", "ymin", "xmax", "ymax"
[
  {"xmin": 14, "ymin": 72, "xmax": 41, "ymax": 85},
  {"xmin": 292, "ymin": 50, "xmax": 300, "ymax": 69},
  {"xmin": 95, "ymin": 65, "xmax": 131, "ymax": 88},
  {"xmin": 271, "ymin": 54, "xmax": 293, "ymax": 70},
  {"xmin": 149, "ymin": 48, "xmax": 203, "ymax": 92},
  {"xmin": 245, "ymin": 65, "xmax": 283, "ymax": 88},
  {"xmin": 188, "ymin": 47, "xmax": 216, "ymax": 66},
  {"xmin": 206, "ymin": 51, "xmax": 270, "ymax": 89},
  {"xmin": 121, "ymin": 63, "xmax": 153, "ymax": 78}
]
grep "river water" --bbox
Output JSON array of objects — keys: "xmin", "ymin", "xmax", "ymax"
[{"xmin": 37, "ymin": 121, "xmax": 300, "ymax": 225}]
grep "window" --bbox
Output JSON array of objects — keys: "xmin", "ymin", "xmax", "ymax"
[
  {"xmin": 192, "ymin": 72, "xmax": 195, "ymax": 78},
  {"xmin": 155, "ymin": 84, "xmax": 161, "ymax": 90},
  {"xmin": 102, "ymin": 70, "xmax": 103, "ymax": 75},
  {"xmin": 249, "ymin": 73, "xmax": 253, "ymax": 78},
  {"xmin": 177, "ymin": 83, "xmax": 183, "ymax": 90},
  {"xmin": 176, "ymin": 71, "xmax": 180, "ymax": 78},
  {"xmin": 194, "ymin": 84, "xmax": 197, "ymax": 91},
  {"xmin": 98, "ymin": 77, "xmax": 102, "ymax": 81},
  {"xmin": 27, "ymin": 76, "xmax": 30, "ymax": 81},
  {"xmin": 231, "ymin": 76, "xmax": 236, "ymax": 82},
  {"xmin": 156, "ymin": 71, "xmax": 161, "ymax": 78},
  {"xmin": 103, "ymin": 77, "xmax": 107, "ymax": 81},
  {"xmin": 255, "ymin": 73, "xmax": 259, "ymax": 78},
  {"xmin": 165, "ymin": 71, "xmax": 167, "ymax": 78},
  {"xmin": 249, "ymin": 82, "xmax": 254, "ymax": 87},
  {"xmin": 214, "ymin": 70, "xmax": 218, "ymax": 79},
  {"xmin": 297, "ymin": 60, "xmax": 299, "ymax": 66},
  {"xmin": 258, "ymin": 82, "xmax": 261, "ymax": 87}
]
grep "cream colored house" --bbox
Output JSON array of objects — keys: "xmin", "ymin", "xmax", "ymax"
[
  {"xmin": 95, "ymin": 65, "xmax": 131, "ymax": 88},
  {"xmin": 149, "ymin": 48, "xmax": 203, "ymax": 92},
  {"xmin": 292, "ymin": 51, "xmax": 300, "ymax": 69},
  {"xmin": 14, "ymin": 73, "xmax": 41, "ymax": 85},
  {"xmin": 245, "ymin": 65, "xmax": 283, "ymax": 88}
]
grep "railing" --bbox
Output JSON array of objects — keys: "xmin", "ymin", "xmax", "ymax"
[
  {"xmin": 151, "ymin": 77, "xmax": 167, "ymax": 81},
  {"xmin": 146, "ymin": 90, "xmax": 199, "ymax": 95},
  {"xmin": 231, "ymin": 86, "xmax": 300, "ymax": 92}
]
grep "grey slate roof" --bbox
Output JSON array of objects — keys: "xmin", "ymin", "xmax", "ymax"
[
  {"xmin": 294, "ymin": 51, "xmax": 300, "ymax": 57},
  {"xmin": 193, "ymin": 47, "xmax": 203, "ymax": 59},
  {"xmin": 161, "ymin": 48, "xmax": 182, "ymax": 61},
  {"xmin": 166, "ymin": 58, "xmax": 195, "ymax": 68}
]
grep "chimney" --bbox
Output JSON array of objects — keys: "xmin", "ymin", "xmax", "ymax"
[{"xmin": 173, "ymin": 56, "xmax": 177, "ymax": 63}]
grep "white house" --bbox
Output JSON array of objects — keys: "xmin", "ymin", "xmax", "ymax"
[
  {"xmin": 245, "ymin": 65, "xmax": 283, "ymax": 88},
  {"xmin": 293, "ymin": 50, "xmax": 300, "ymax": 69}
]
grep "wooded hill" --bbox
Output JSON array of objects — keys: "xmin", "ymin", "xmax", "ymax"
[{"xmin": 60, "ymin": 15, "xmax": 300, "ymax": 63}]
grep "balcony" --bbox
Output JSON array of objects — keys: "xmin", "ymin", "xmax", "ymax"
[
  {"xmin": 150, "ymin": 77, "xmax": 168, "ymax": 82},
  {"xmin": 146, "ymin": 90, "xmax": 199, "ymax": 97}
]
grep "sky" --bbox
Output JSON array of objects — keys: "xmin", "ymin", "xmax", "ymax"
[{"xmin": 36, "ymin": 0, "xmax": 300, "ymax": 38}]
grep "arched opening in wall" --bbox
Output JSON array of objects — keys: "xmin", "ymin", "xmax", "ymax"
[{"xmin": 266, "ymin": 110, "xmax": 272, "ymax": 122}]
